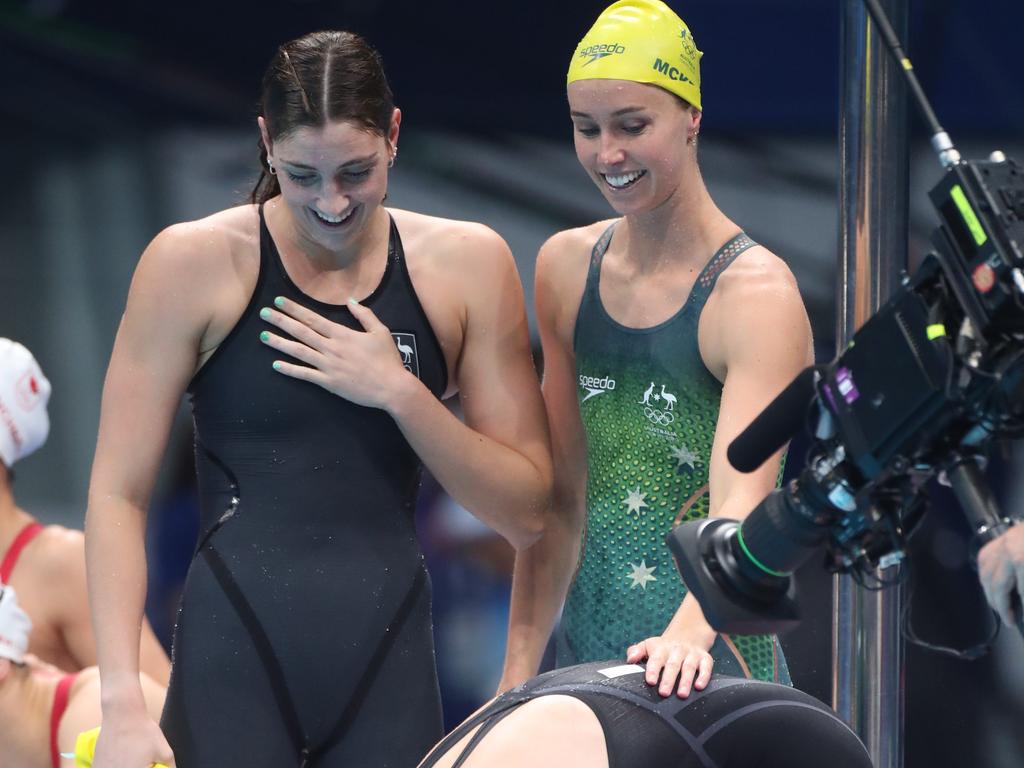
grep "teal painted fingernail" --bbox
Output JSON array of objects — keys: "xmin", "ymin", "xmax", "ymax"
[
  {"xmin": 259, "ymin": 331, "xmax": 269, "ymax": 342},
  {"xmin": 260, "ymin": 307, "xmax": 271, "ymax": 320},
  {"xmin": 347, "ymin": 296, "xmax": 358, "ymax": 305},
  {"xmin": 272, "ymin": 361, "xmax": 282, "ymax": 371},
  {"xmin": 274, "ymin": 296, "xmax": 285, "ymax": 307}
]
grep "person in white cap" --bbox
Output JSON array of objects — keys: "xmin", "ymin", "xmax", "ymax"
[
  {"xmin": 0, "ymin": 585, "xmax": 166, "ymax": 768},
  {"xmin": 0, "ymin": 339, "xmax": 170, "ymax": 684}
]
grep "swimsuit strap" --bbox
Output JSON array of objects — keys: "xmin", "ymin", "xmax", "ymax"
[
  {"xmin": 50, "ymin": 673, "xmax": 78, "ymax": 768},
  {"xmin": 1, "ymin": 520, "xmax": 43, "ymax": 582}
]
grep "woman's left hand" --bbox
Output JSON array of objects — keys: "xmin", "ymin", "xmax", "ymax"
[
  {"xmin": 259, "ymin": 296, "xmax": 414, "ymax": 410},
  {"xmin": 626, "ymin": 623, "xmax": 716, "ymax": 699}
]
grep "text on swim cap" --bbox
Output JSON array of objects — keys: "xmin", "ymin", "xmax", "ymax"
[
  {"xmin": 678, "ymin": 29, "xmax": 698, "ymax": 60},
  {"xmin": 579, "ymin": 43, "xmax": 626, "ymax": 67},
  {"xmin": 653, "ymin": 58, "xmax": 692, "ymax": 84},
  {"xmin": 0, "ymin": 401, "xmax": 23, "ymax": 451}
]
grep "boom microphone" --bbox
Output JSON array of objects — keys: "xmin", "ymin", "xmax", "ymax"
[{"xmin": 727, "ymin": 367, "xmax": 817, "ymax": 473}]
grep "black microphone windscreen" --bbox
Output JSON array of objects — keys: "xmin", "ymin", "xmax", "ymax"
[{"xmin": 728, "ymin": 367, "xmax": 816, "ymax": 473}]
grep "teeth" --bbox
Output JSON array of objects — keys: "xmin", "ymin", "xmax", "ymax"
[
  {"xmin": 314, "ymin": 208, "xmax": 354, "ymax": 224},
  {"xmin": 604, "ymin": 170, "xmax": 646, "ymax": 188}
]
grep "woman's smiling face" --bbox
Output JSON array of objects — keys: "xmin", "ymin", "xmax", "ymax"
[
  {"xmin": 568, "ymin": 79, "xmax": 700, "ymax": 215},
  {"xmin": 264, "ymin": 112, "xmax": 399, "ymax": 248}
]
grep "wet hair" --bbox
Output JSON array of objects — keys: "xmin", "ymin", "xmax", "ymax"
[{"xmin": 251, "ymin": 31, "xmax": 395, "ymax": 204}]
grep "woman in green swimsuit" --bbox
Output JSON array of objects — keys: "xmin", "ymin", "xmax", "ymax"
[{"xmin": 500, "ymin": 0, "xmax": 814, "ymax": 698}]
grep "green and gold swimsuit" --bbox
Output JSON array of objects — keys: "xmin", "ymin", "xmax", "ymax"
[{"xmin": 557, "ymin": 223, "xmax": 790, "ymax": 684}]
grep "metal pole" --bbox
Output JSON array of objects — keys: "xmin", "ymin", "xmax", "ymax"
[{"xmin": 835, "ymin": 1, "xmax": 909, "ymax": 766}]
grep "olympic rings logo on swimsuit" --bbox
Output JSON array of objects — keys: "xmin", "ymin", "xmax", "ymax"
[
  {"xmin": 638, "ymin": 382, "xmax": 678, "ymax": 425},
  {"xmin": 644, "ymin": 407, "xmax": 676, "ymax": 426}
]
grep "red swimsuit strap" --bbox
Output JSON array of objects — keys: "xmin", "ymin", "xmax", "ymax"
[
  {"xmin": 0, "ymin": 520, "xmax": 43, "ymax": 583},
  {"xmin": 50, "ymin": 673, "xmax": 78, "ymax": 768}
]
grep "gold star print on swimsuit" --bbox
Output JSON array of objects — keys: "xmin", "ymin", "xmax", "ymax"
[{"xmin": 558, "ymin": 225, "xmax": 789, "ymax": 685}]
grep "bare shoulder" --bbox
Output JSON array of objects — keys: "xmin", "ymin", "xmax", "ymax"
[
  {"xmin": 26, "ymin": 524, "xmax": 87, "ymax": 581},
  {"xmin": 126, "ymin": 204, "xmax": 261, "ymax": 351},
  {"xmin": 66, "ymin": 666, "xmax": 102, "ymax": 716},
  {"xmin": 63, "ymin": 666, "xmax": 163, "ymax": 724},
  {"xmin": 534, "ymin": 220, "xmax": 616, "ymax": 341},
  {"xmin": 140, "ymin": 204, "xmax": 258, "ymax": 277},
  {"xmin": 70, "ymin": 665, "xmax": 101, "ymax": 694},
  {"xmin": 713, "ymin": 243, "xmax": 802, "ymax": 304},
  {"xmin": 57, "ymin": 667, "xmax": 103, "ymax": 759},
  {"xmin": 537, "ymin": 219, "xmax": 616, "ymax": 287},
  {"xmin": 389, "ymin": 208, "xmax": 517, "ymax": 277},
  {"xmin": 702, "ymin": 243, "xmax": 813, "ymax": 374},
  {"xmin": 536, "ymin": 219, "xmax": 615, "ymax": 312},
  {"xmin": 707, "ymin": 244, "xmax": 809, "ymax": 336}
]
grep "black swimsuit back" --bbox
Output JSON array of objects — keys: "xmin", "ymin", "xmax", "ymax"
[{"xmin": 421, "ymin": 661, "xmax": 873, "ymax": 768}]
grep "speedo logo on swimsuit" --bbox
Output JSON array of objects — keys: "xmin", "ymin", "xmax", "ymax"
[
  {"xmin": 652, "ymin": 57, "xmax": 692, "ymax": 83},
  {"xmin": 579, "ymin": 373, "xmax": 616, "ymax": 402},
  {"xmin": 579, "ymin": 43, "xmax": 626, "ymax": 66}
]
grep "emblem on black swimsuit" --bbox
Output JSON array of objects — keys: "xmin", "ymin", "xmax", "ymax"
[{"xmin": 392, "ymin": 333, "xmax": 420, "ymax": 379}]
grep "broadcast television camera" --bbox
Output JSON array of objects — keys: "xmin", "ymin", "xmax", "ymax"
[{"xmin": 667, "ymin": 0, "xmax": 1024, "ymax": 639}]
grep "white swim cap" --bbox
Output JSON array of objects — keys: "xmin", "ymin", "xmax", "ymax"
[
  {"xmin": 0, "ymin": 586, "xmax": 32, "ymax": 663},
  {"xmin": 0, "ymin": 339, "xmax": 51, "ymax": 469}
]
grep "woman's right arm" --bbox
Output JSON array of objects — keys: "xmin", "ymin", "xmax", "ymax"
[
  {"xmin": 85, "ymin": 224, "xmax": 219, "ymax": 767},
  {"xmin": 498, "ymin": 233, "xmax": 590, "ymax": 691}
]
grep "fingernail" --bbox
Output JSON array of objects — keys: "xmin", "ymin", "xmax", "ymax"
[
  {"xmin": 347, "ymin": 296, "xmax": 358, "ymax": 305},
  {"xmin": 260, "ymin": 307, "xmax": 271, "ymax": 320},
  {"xmin": 274, "ymin": 296, "xmax": 285, "ymax": 307},
  {"xmin": 259, "ymin": 331, "xmax": 269, "ymax": 343},
  {"xmin": 272, "ymin": 361, "xmax": 282, "ymax": 371}
]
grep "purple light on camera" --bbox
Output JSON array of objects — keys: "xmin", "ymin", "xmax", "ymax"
[{"xmin": 835, "ymin": 367, "xmax": 860, "ymax": 404}]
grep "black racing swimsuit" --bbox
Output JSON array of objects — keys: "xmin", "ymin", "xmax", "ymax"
[
  {"xmin": 421, "ymin": 661, "xmax": 873, "ymax": 768},
  {"xmin": 161, "ymin": 206, "xmax": 447, "ymax": 767}
]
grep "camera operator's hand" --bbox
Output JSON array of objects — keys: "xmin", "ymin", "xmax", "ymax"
[
  {"xmin": 626, "ymin": 594, "xmax": 716, "ymax": 698},
  {"xmin": 978, "ymin": 523, "xmax": 1024, "ymax": 628}
]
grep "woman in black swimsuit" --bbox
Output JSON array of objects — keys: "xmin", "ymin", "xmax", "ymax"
[{"xmin": 86, "ymin": 30, "xmax": 552, "ymax": 768}]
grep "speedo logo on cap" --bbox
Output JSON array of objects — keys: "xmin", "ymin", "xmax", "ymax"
[
  {"xmin": 579, "ymin": 43, "xmax": 626, "ymax": 66},
  {"xmin": 579, "ymin": 373, "xmax": 616, "ymax": 402},
  {"xmin": 653, "ymin": 58, "xmax": 692, "ymax": 83}
]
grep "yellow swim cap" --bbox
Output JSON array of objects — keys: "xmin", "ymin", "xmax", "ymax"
[
  {"xmin": 71, "ymin": 727, "xmax": 170, "ymax": 768},
  {"xmin": 567, "ymin": 0, "xmax": 703, "ymax": 111}
]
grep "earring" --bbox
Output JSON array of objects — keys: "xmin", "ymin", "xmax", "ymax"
[
  {"xmin": 268, "ymin": 159, "xmax": 277, "ymax": 175},
  {"xmin": 388, "ymin": 149, "xmax": 398, "ymax": 168}
]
